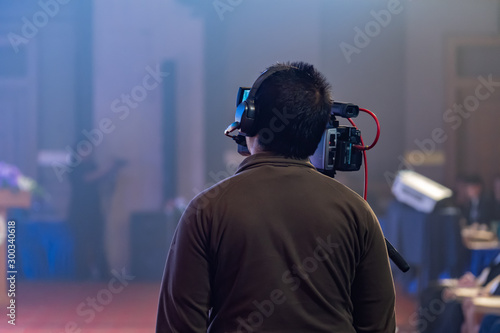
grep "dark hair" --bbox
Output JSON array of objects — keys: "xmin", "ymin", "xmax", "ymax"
[
  {"xmin": 253, "ymin": 62, "xmax": 332, "ymax": 159},
  {"xmin": 463, "ymin": 174, "xmax": 483, "ymax": 186}
]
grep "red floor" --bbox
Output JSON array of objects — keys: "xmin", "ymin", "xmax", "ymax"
[
  {"xmin": 0, "ymin": 281, "xmax": 159, "ymax": 333},
  {"xmin": 394, "ymin": 283, "xmax": 420, "ymax": 333},
  {"xmin": 0, "ymin": 281, "xmax": 416, "ymax": 332}
]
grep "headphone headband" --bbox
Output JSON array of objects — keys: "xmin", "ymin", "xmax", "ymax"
[{"xmin": 235, "ymin": 65, "xmax": 293, "ymax": 136}]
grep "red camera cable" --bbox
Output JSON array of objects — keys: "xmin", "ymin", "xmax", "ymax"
[
  {"xmin": 349, "ymin": 110, "xmax": 410, "ymax": 272},
  {"xmin": 347, "ymin": 108, "xmax": 380, "ymax": 200},
  {"xmin": 353, "ymin": 108, "xmax": 380, "ymax": 151}
]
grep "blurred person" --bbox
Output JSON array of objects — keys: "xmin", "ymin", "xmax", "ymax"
[
  {"xmin": 418, "ymin": 253, "xmax": 500, "ymax": 333},
  {"xmin": 460, "ymin": 175, "xmax": 492, "ymax": 228},
  {"xmin": 460, "ymin": 272, "xmax": 500, "ymax": 333},
  {"xmin": 68, "ymin": 152, "xmax": 126, "ymax": 280},
  {"xmin": 156, "ymin": 62, "xmax": 395, "ymax": 332}
]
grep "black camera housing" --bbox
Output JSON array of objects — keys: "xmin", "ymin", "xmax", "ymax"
[
  {"xmin": 310, "ymin": 102, "xmax": 363, "ymax": 177},
  {"xmin": 310, "ymin": 115, "xmax": 363, "ymax": 177}
]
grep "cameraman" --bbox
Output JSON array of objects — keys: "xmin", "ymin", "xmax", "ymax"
[{"xmin": 156, "ymin": 62, "xmax": 396, "ymax": 332}]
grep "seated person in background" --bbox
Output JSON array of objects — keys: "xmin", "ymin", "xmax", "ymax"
[
  {"xmin": 418, "ymin": 254, "xmax": 500, "ymax": 333},
  {"xmin": 460, "ymin": 272, "xmax": 500, "ymax": 333},
  {"xmin": 460, "ymin": 175, "xmax": 492, "ymax": 228}
]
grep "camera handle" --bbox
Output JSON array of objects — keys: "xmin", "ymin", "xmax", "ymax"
[{"xmin": 385, "ymin": 238, "xmax": 410, "ymax": 272}]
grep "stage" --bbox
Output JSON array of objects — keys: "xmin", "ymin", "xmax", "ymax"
[{"xmin": 0, "ymin": 281, "xmax": 415, "ymax": 332}]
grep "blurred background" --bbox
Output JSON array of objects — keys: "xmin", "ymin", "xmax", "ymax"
[{"xmin": 0, "ymin": 0, "xmax": 500, "ymax": 332}]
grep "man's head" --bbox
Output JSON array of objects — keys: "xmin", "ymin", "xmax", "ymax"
[
  {"xmin": 245, "ymin": 62, "xmax": 332, "ymax": 159},
  {"xmin": 463, "ymin": 174, "xmax": 484, "ymax": 200}
]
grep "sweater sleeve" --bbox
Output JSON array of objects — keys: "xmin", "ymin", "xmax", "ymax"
[
  {"xmin": 351, "ymin": 206, "xmax": 396, "ymax": 333},
  {"xmin": 156, "ymin": 198, "xmax": 212, "ymax": 333}
]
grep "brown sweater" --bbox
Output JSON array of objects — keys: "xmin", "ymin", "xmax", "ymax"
[{"xmin": 156, "ymin": 153, "xmax": 396, "ymax": 332}]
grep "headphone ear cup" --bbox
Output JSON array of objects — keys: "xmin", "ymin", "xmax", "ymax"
[
  {"xmin": 239, "ymin": 100, "xmax": 257, "ymax": 137},
  {"xmin": 234, "ymin": 68, "xmax": 282, "ymax": 137}
]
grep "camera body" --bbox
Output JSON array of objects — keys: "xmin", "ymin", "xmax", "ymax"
[{"xmin": 310, "ymin": 113, "xmax": 363, "ymax": 177}]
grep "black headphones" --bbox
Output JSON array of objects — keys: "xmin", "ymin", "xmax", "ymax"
[{"xmin": 233, "ymin": 66, "xmax": 293, "ymax": 137}]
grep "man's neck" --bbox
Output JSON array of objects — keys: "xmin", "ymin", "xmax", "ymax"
[{"xmin": 246, "ymin": 136, "xmax": 266, "ymax": 155}]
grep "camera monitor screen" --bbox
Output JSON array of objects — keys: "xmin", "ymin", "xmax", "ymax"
[{"xmin": 236, "ymin": 87, "xmax": 251, "ymax": 106}]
